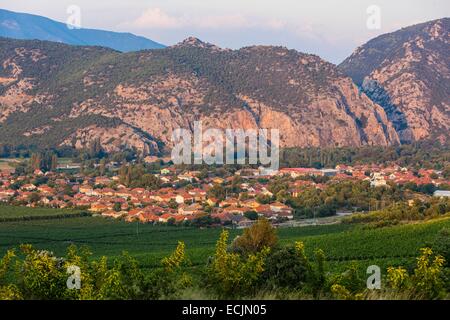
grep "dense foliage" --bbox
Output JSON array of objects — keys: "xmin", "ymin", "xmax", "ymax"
[
  {"xmin": 280, "ymin": 142, "xmax": 450, "ymax": 170},
  {"xmin": 0, "ymin": 222, "xmax": 448, "ymax": 300}
]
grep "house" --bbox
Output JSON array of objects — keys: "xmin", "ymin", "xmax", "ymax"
[
  {"xmin": 33, "ymin": 169, "xmax": 44, "ymax": 176},
  {"xmin": 152, "ymin": 193, "xmax": 176, "ymax": 203},
  {"xmin": 132, "ymin": 188, "xmax": 146, "ymax": 194},
  {"xmin": 21, "ymin": 184, "xmax": 37, "ymax": 191},
  {"xmin": 95, "ymin": 176, "xmax": 112, "ymax": 185},
  {"xmin": 49, "ymin": 199, "xmax": 67, "ymax": 208},
  {"xmin": 0, "ymin": 189, "xmax": 15, "ymax": 198},
  {"xmin": 178, "ymin": 174, "xmax": 194, "ymax": 182},
  {"xmin": 89, "ymin": 203, "xmax": 111, "ymax": 213},
  {"xmin": 102, "ymin": 210, "xmax": 124, "ymax": 219},
  {"xmin": 287, "ymin": 188, "xmax": 302, "ymax": 197},
  {"xmin": 37, "ymin": 185, "xmax": 55, "ymax": 196},
  {"xmin": 99, "ymin": 188, "xmax": 115, "ymax": 197},
  {"xmin": 160, "ymin": 176, "xmax": 171, "ymax": 183},
  {"xmin": 159, "ymin": 213, "xmax": 174, "ymax": 223},
  {"xmin": 206, "ymin": 197, "xmax": 219, "ymax": 207},
  {"xmin": 188, "ymin": 188, "xmax": 207, "ymax": 201},
  {"xmin": 39, "ymin": 197, "xmax": 51, "ymax": 205},
  {"xmin": 230, "ymin": 215, "xmax": 253, "ymax": 228},
  {"xmin": 277, "ymin": 211, "xmax": 294, "ymax": 220},
  {"xmin": 370, "ymin": 173, "xmax": 387, "ymax": 187},
  {"xmin": 137, "ymin": 212, "xmax": 160, "ymax": 223},
  {"xmin": 219, "ymin": 198, "xmax": 240, "ymax": 208},
  {"xmin": 278, "ymin": 168, "xmax": 321, "ymax": 178},
  {"xmin": 176, "ymin": 193, "xmax": 195, "ymax": 204},
  {"xmin": 260, "ymin": 187, "xmax": 273, "ymax": 197},
  {"xmin": 240, "ymin": 199, "xmax": 261, "ymax": 209},
  {"xmin": 223, "ymin": 206, "xmax": 246, "ymax": 215},
  {"xmin": 269, "ymin": 202, "xmax": 292, "ymax": 213},
  {"xmin": 178, "ymin": 203, "xmax": 202, "ymax": 215},
  {"xmin": 235, "ymin": 169, "xmax": 260, "ymax": 177},
  {"xmin": 211, "ymin": 212, "xmax": 234, "ymax": 223},
  {"xmin": 336, "ymin": 164, "xmax": 352, "ymax": 173},
  {"xmin": 320, "ymin": 169, "xmax": 338, "ymax": 177},
  {"xmin": 141, "ymin": 205, "xmax": 166, "ymax": 216},
  {"xmin": 212, "ymin": 177, "xmax": 225, "ymax": 184},
  {"xmin": 79, "ymin": 185, "xmax": 95, "ymax": 195}
]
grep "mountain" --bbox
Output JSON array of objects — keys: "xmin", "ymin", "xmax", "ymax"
[
  {"xmin": 339, "ymin": 18, "xmax": 450, "ymax": 143},
  {"xmin": 0, "ymin": 36, "xmax": 399, "ymax": 155},
  {"xmin": 0, "ymin": 9, "xmax": 165, "ymax": 52}
]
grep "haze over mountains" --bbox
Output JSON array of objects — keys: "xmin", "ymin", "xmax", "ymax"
[
  {"xmin": 0, "ymin": 9, "xmax": 165, "ymax": 52},
  {"xmin": 0, "ymin": 11, "xmax": 448, "ymax": 155}
]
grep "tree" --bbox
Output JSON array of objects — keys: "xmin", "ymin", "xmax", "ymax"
[
  {"xmin": 386, "ymin": 247, "xmax": 446, "ymax": 299},
  {"xmin": 262, "ymin": 246, "xmax": 308, "ymax": 289},
  {"xmin": 206, "ymin": 230, "xmax": 269, "ymax": 299},
  {"xmin": 113, "ymin": 203, "xmax": 121, "ymax": 212},
  {"xmin": 99, "ymin": 159, "xmax": 106, "ymax": 176},
  {"xmin": 443, "ymin": 166, "xmax": 450, "ymax": 179},
  {"xmin": 244, "ymin": 211, "xmax": 258, "ymax": 221},
  {"xmin": 29, "ymin": 153, "xmax": 42, "ymax": 171},
  {"xmin": 232, "ymin": 219, "xmax": 278, "ymax": 254},
  {"xmin": 432, "ymin": 228, "xmax": 450, "ymax": 268},
  {"xmin": 50, "ymin": 154, "xmax": 58, "ymax": 171},
  {"xmin": 256, "ymin": 194, "xmax": 272, "ymax": 204},
  {"xmin": 207, "ymin": 184, "xmax": 226, "ymax": 201},
  {"xmin": 28, "ymin": 193, "xmax": 40, "ymax": 204},
  {"xmin": 89, "ymin": 138, "xmax": 104, "ymax": 158},
  {"xmin": 0, "ymin": 243, "xmax": 191, "ymax": 300},
  {"xmin": 168, "ymin": 199, "xmax": 178, "ymax": 210}
]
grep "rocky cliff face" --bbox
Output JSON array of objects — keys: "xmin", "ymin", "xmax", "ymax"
[
  {"xmin": 0, "ymin": 36, "xmax": 401, "ymax": 155},
  {"xmin": 340, "ymin": 18, "xmax": 450, "ymax": 143}
]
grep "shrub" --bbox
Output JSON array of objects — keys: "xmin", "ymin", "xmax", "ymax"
[
  {"xmin": 386, "ymin": 247, "xmax": 446, "ymax": 299},
  {"xmin": 432, "ymin": 228, "xmax": 450, "ymax": 268},
  {"xmin": 261, "ymin": 246, "xmax": 308, "ymax": 290},
  {"xmin": 232, "ymin": 219, "xmax": 278, "ymax": 254},
  {"xmin": 0, "ymin": 242, "xmax": 190, "ymax": 300},
  {"xmin": 295, "ymin": 242, "xmax": 327, "ymax": 296},
  {"xmin": 205, "ymin": 230, "xmax": 270, "ymax": 299}
]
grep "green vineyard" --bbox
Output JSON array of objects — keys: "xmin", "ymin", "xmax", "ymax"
[{"xmin": 0, "ymin": 206, "xmax": 448, "ymax": 274}]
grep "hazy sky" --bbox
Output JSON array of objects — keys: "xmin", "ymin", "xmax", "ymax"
[{"xmin": 1, "ymin": 0, "xmax": 449, "ymax": 63}]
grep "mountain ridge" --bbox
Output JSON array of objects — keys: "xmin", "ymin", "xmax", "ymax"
[
  {"xmin": 1, "ymin": 17, "xmax": 449, "ymax": 155},
  {"xmin": 339, "ymin": 18, "xmax": 450, "ymax": 143},
  {"xmin": 0, "ymin": 35, "xmax": 399, "ymax": 154},
  {"xmin": 0, "ymin": 8, "xmax": 165, "ymax": 52}
]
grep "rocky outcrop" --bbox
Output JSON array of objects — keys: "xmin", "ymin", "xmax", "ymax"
[
  {"xmin": 61, "ymin": 124, "xmax": 159, "ymax": 154},
  {"xmin": 0, "ymin": 36, "xmax": 403, "ymax": 154},
  {"xmin": 340, "ymin": 18, "xmax": 450, "ymax": 143}
]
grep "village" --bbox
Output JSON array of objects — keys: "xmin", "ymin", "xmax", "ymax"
[{"xmin": 1, "ymin": 161, "xmax": 450, "ymax": 228}]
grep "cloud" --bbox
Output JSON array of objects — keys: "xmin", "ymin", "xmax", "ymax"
[
  {"xmin": 121, "ymin": 7, "xmax": 286, "ymax": 31},
  {"xmin": 129, "ymin": 8, "xmax": 183, "ymax": 29},
  {"xmin": 193, "ymin": 14, "xmax": 250, "ymax": 29}
]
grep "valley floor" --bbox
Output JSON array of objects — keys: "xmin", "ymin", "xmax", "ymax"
[{"xmin": 0, "ymin": 205, "xmax": 448, "ymax": 276}]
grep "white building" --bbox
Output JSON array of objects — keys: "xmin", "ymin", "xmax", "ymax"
[
  {"xmin": 433, "ymin": 190, "xmax": 450, "ymax": 198},
  {"xmin": 370, "ymin": 173, "xmax": 387, "ymax": 187}
]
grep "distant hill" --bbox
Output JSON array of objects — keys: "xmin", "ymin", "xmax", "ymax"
[
  {"xmin": 339, "ymin": 18, "xmax": 449, "ymax": 143},
  {"xmin": 0, "ymin": 8, "xmax": 165, "ymax": 52}
]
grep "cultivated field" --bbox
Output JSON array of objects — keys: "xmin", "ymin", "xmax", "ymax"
[{"xmin": 0, "ymin": 206, "xmax": 448, "ymax": 275}]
